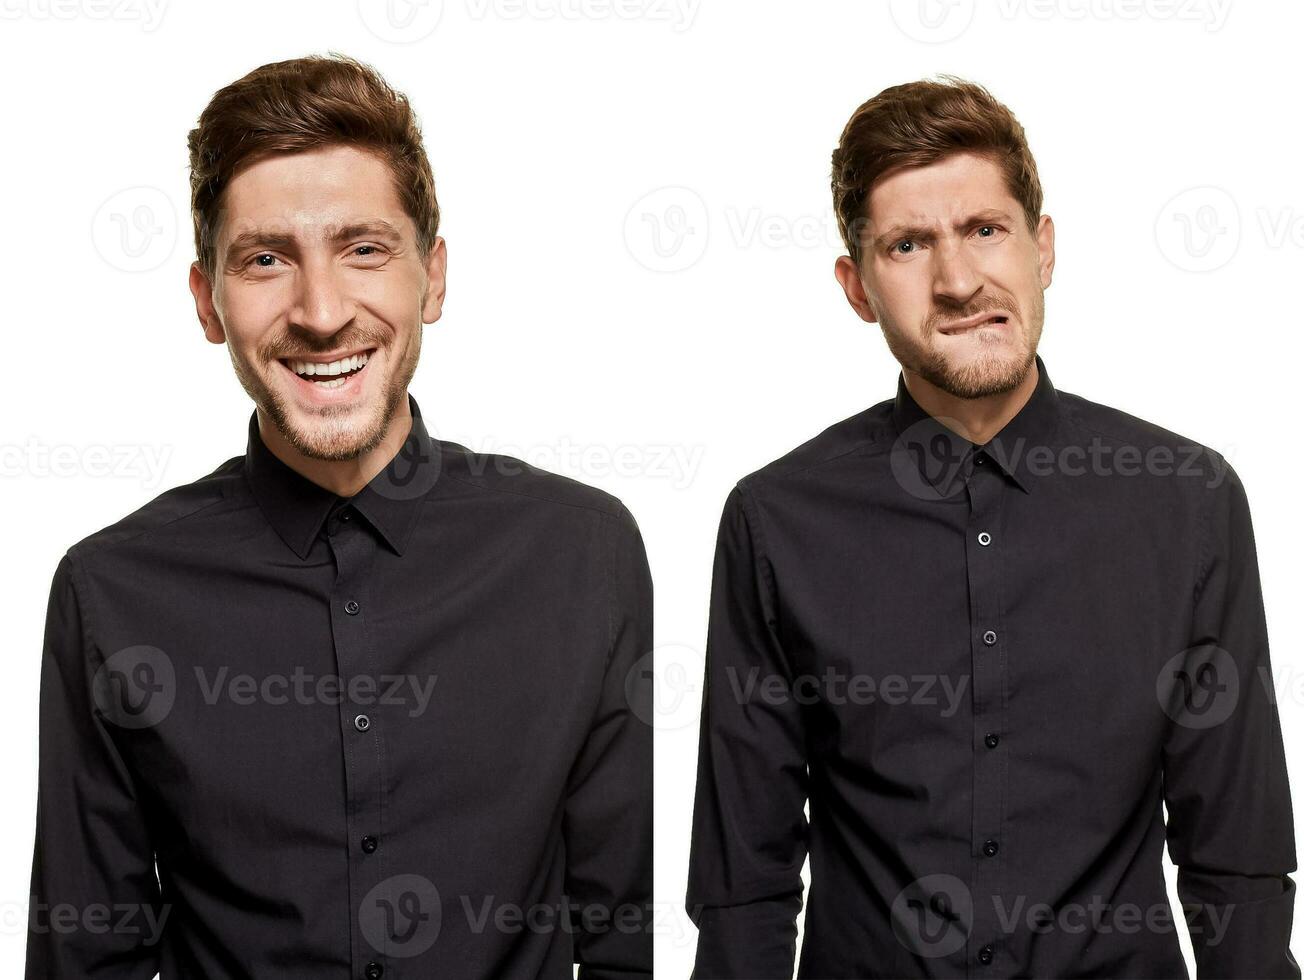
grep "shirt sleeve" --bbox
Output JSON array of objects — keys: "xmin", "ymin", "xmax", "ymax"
[
  {"xmin": 686, "ymin": 485, "xmax": 808, "ymax": 979},
  {"xmin": 1161, "ymin": 458, "xmax": 1301, "ymax": 979},
  {"xmin": 563, "ymin": 505, "xmax": 654, "ymax": 980},
  {"xmin": 26, "ymin": 551, "xmax": 166, "ymax": 978}
]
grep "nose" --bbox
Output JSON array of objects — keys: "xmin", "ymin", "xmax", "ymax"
[
  {"xmin": 930, "ymin": 236, "xmax": 983, "ymax": 310},
  {"xmin": 289, "ymin": 253, "xmax": 356, "ymax": 338}
]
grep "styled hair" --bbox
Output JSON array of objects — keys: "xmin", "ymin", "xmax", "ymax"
[
  {"xmin": 187, "ymin": 52, "xmax": 439, "ymax": 280},
  {"xmin": 831, "ymin": 74, "xmax": 1042, "ymax": 266}
]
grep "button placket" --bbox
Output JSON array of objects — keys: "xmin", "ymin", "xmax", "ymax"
[
  {"xmin": 326, "ymin": 514, "xmax": 389, "ymax": 977},
  {"xmin": 963, "ymin": 462, "xmax": 1009, "ymax": 965}
]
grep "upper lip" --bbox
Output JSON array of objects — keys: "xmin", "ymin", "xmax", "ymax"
[
  {"xmin": 938, "ymin": 311, "xmax": 1010, "ymax": 334},
  {"xmin": 279, "ymin": 346, "xmax": 376, "ymax": 365}
]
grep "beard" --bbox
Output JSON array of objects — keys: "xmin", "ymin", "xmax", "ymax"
[
  {"xmin": 227, "ymin": 324, "xmax": 421, "ymax": 462},
  {"xmin": 880, "ymin": 289, "xmax": 1043, "ymax": 400}
]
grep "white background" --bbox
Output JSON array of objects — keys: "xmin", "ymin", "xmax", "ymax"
[{"xmin": 3, "ymin": 0, "xmax": 1303, "ymax": 975}]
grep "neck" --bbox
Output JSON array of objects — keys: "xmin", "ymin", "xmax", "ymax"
[
  {"xmin": 257, "ymin": 401, "xmax": 413, "ymax": 498},
  {"xmin": 903, "ymin": 361, "xmax": 1039, "ymax": 446}
]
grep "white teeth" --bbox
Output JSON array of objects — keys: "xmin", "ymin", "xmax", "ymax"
[{"xmin": 288, "ymin": 350, "xmax": 371, "ymax": 378}]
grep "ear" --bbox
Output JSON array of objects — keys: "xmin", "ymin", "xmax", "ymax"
[
  {"xmin": 421, "ymin": 236, "xmax": 448, "ymax": 325},
  {"xmin": 189, "ymin": 261, "xmax": 226, "ymax": 345},
  {"xmin": 1035, "ymin": 214, "xmax": 1055, "ymax": 290},
  {"xmin": 834, "ymin": 254, "xmax": 879, "ymax": 324}
]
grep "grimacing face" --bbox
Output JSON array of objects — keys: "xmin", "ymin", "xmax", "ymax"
[
  {"xmin": 189, "ymin": 143, "xmax": 447, "ymax": 462},
  {"xmin": 834, "ymin": 150, "xmax": 1055, "ymax": 400}
]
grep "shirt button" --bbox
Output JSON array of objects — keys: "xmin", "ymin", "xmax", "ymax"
[
  {"xmin": 985, "ymin": 733, "xmax": 1000, "ymax": 748},
  {"xmin": 365, "ymin": 963, "xmax": 384, "ymax": 979},
  {"xmin": 354, "ymin": 714, "xmax": 371, "ymax": 732},
  {"xmin": 341, "ymin": 510, "xmax": 352, "ymax": 522},
  {"xmin": 978, "ymin": 944, "xmax": 994, "ymax": 964},
  {"xmin": 982, "ymin": 629, "xmax": 998, "ymax": 646},
  {"xmin": 345, "ymin": 599, "xmax": 360, "ymax": 615},
  {"xmin": 975, "ymin": 453, "xmax": 986, "ymax": 465},
  {"xmin": 361, "ymin": 835, "xmax": 378, "ymax": 854},
  {"xmin": 982, "ymin": 839, "xmax": 1000, "ymax": 857},
  {"xmin": 977, "ymin": 530, "xmax": 992, "ymax": 546}
]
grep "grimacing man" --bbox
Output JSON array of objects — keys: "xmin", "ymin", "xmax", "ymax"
[{"xmin": 686, "ymin": 75, "xmax": 1297, "ymax": 979}]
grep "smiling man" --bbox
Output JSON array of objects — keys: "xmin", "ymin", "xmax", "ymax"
[
  {"xmin": 27, "ymin": 54, "xmax": 652, "ymax": 979},
  {"xmin": 685, "ymin": 76, "xmax": 1298, "ymax": 978}
]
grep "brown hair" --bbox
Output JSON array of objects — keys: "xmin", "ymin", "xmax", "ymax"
[
  {"xmin": 831, "ymin": 74, "xmax": 1042, "ymax": 267},
  {"xmin": 187, "ymin": 52, "xmax": 439, "ymax": 280}
]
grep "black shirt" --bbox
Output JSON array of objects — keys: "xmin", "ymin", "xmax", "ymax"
[
  {"xmin": 27, "ymin": 393, "xmax": 653, "ymax": 980},
  {"xmin": 686, "ymin": 354, "xmax": 1298, "ymax": 979}
]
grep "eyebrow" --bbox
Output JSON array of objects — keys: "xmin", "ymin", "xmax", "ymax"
[
  {"xmin": 224, "ymin": 219, "xmax": 405, "ymax": 256},
  {"xmin": 872, "ymin": 209, "xmax": 1015, "ymax": 250}
]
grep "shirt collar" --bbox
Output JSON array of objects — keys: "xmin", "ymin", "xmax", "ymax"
[
  {"xmin": 889, "ymin": 352, "xmax": 1061, "ymax": 496},
  {"xmin": 243, "ymin": 393, "xmax": 437, "ymax": 559}
]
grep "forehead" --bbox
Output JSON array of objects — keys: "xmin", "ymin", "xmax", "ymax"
[
  {"xmin": 218, "ymin": 143, "xmax": 410, "ymax": 246},
  {"xmin": 866, "ymin": 151, "xmax": 1016, "ymax": 230}
]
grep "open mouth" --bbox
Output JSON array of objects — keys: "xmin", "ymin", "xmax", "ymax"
[{"xmin": 278, "ymin": 348, "xmax": 377, "ymax": 392}]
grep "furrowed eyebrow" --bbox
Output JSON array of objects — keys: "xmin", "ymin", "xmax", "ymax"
[
  {"xmin": 873, "ymin": 209, "xmax": 1014, "ymax": 250},
  {"xmin": 224, "ymin": 220, "xmax": 405, "ymax": 256}
]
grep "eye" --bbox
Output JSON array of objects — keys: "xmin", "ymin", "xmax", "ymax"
[
  {"xmin": 892, "ymin": 240, "xmax": 917, "ymax": 255},
  {"xmin": 249, "ymin": 253, "xmax": 280, "ymax": 268},
  {"xmin": 974, "ymin": 224, "xmax": 1008, "ymax": 241}
]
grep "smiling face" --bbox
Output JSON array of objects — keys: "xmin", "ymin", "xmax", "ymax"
[
  {"xmin": 834, "ymin": 150, "xmax": 1054, "ymax": 399},
  {"xmin": 190, "ymin": 143, "xmax": 446, "ymax": 461}
]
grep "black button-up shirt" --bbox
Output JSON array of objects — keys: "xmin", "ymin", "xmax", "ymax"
[
  {"xmin": 686, "ymin": 354, "xmax": 1298, "ymax": 978},
  {"xmin": 27, "ymin": 394, "xmax": 653, "ymax": 979}
]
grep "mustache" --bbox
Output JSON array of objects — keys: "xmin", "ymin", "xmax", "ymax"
[{"xmin": 264, "ymin": 337, "xmax": 385, "ymax": 360}]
